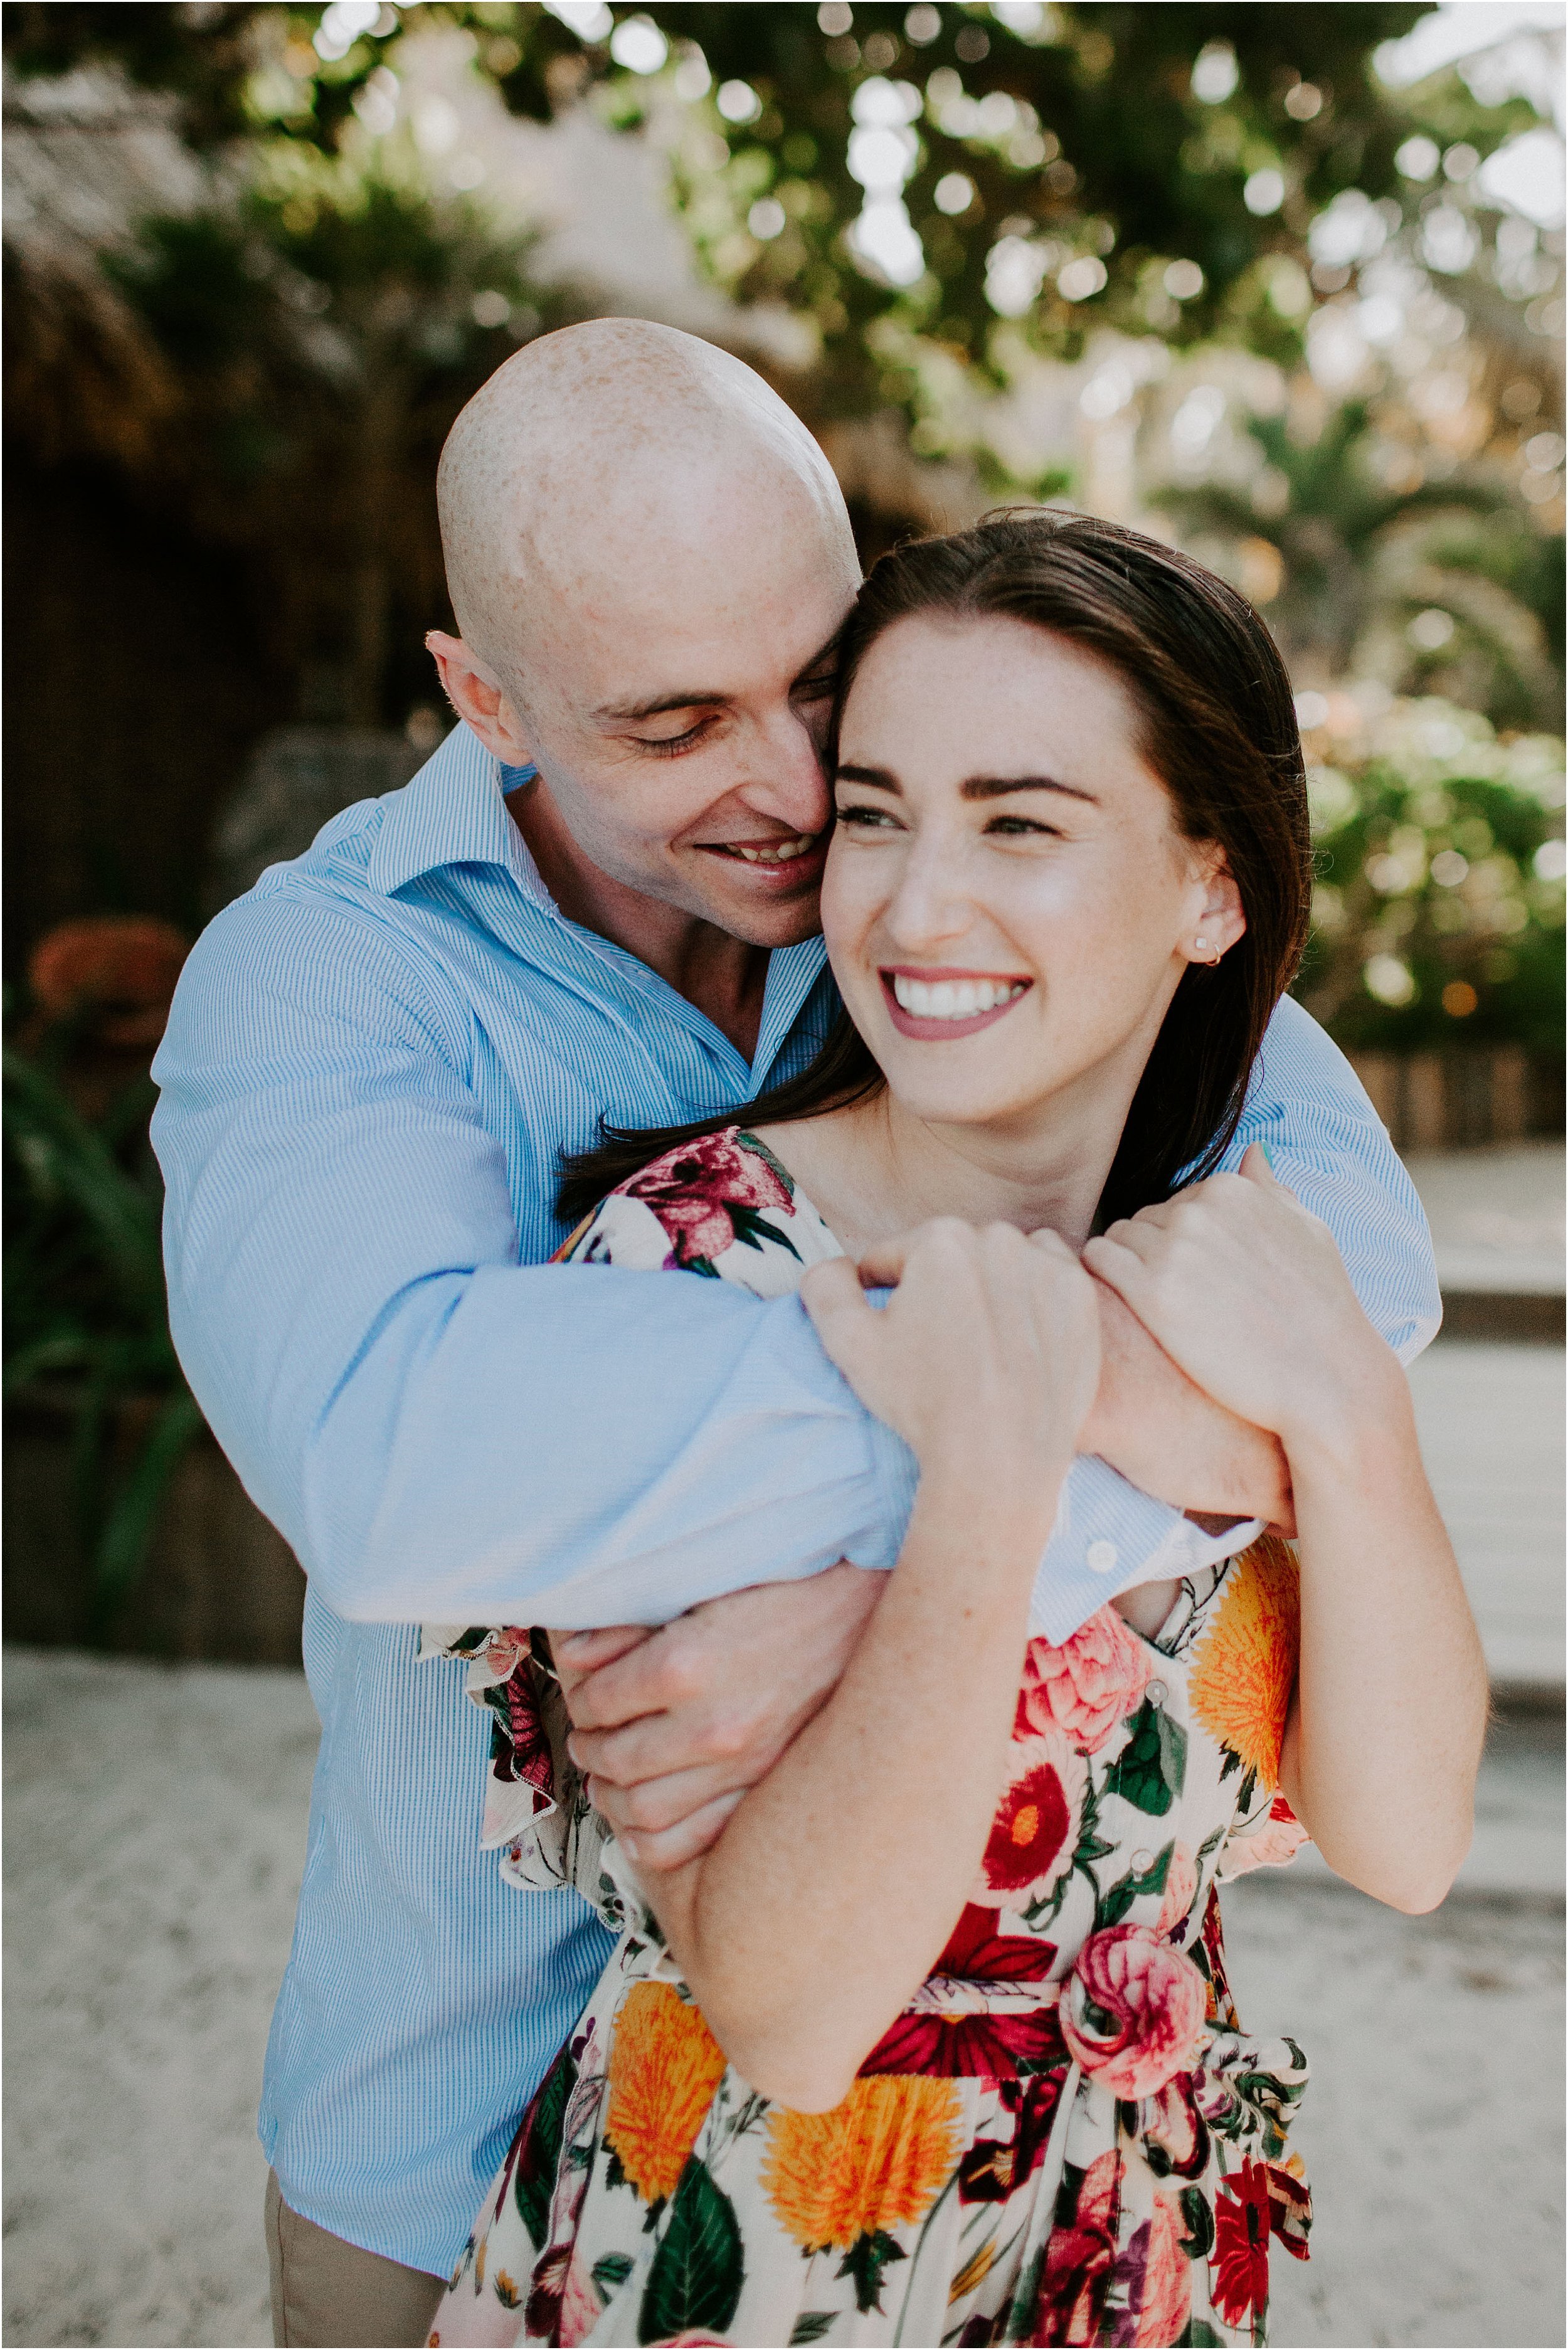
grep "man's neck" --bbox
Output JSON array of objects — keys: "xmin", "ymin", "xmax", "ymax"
[{"xmin": 506, "ymin": 781, "xmax": 770, "ymax": 1063}]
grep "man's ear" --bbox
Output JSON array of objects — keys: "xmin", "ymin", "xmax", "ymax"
[{"xmin": 426, "ymin": 631, "xmax": 534, "ymax": 768}]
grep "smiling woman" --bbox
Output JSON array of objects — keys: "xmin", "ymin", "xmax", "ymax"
[{"xmin": 433, "ymin": 512, "xmax": 1485, "ymax": 2350}]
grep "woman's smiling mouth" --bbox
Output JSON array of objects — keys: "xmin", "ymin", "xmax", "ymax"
[{"xmin": 881, "ymin": 966, "xmax": 1033, "ymax": 1040}]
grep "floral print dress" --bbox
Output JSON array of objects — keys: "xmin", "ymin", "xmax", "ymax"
[{"xmin": 425, "ymin": 1130, "xmax": 1312, "ymax": 2350}]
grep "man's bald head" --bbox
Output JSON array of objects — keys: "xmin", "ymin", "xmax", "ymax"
[{"xmin": 438, "ymin": 318, "xmax": 856, "ymax": 705}]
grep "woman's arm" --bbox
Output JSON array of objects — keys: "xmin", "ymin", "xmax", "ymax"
[
  {"xmin": 1084, "ymin": 1146, "xmax": 1486, "ymax": 1915},
  {"xmin": 590, "ymin": 1218, "xmax": 1099, "ymax": 2114}
]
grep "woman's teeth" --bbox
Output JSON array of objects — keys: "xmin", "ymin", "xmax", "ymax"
[
  {"xmin": 730, "ymin": 835, "xmax": 817, "ymax": 864},
  {"xmin": 891, "ymin": 975, "xmax": 1028, "ymax": 1019}
]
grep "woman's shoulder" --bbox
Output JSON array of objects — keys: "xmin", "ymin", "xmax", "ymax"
[{"xmin": 555, "ymin": 1125, "xmax": 842, "ymax": 1292}]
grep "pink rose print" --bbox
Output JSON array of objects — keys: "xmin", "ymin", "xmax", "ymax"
[
  {"xmin": 1157, "ymin": 1842, "xmax": 1199, "ymax": 1938},
  {"xmin": 1014, "ymin": 1609, "xmax": 1151, "ymax": 1754},
  {"xmin": 1062, "ymin": 1924, "xmax": 1207, "ymax": 2098},
  {"xmin": 619, "ymin": 1133, "xmax": 792, "ymax": 1268},
  {"xmin": 1223, "ymin": 1791, "xmax": 1310, "ymax": 1878}
]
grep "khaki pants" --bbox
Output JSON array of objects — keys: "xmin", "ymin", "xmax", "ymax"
[{"xmin": 265, "ymin": 2171, "xmax": 448, "ymax": 2347}]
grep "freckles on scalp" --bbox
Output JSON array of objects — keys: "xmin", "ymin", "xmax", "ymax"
[{"xmin": 436, "ymin": 319, "xmax": 860, "ymax": 704}]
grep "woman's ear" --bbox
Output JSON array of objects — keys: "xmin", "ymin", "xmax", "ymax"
[
  {"xmin": 426, "ymin": 631, "xmax": 535, "ymax": 768},
  {"xmin": 1184, "ymin": 851, "xmax": 1246, "ymax": 968}
]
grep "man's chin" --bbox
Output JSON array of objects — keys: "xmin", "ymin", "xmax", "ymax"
[{"xmin": 709, "ymin": 891, "xmax": 824, "ymax": 949}]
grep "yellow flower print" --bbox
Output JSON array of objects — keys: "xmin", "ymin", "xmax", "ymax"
[
  {"xmin": 761, "ymin": 2075, "xmax": 963, "ymax": 2250},
  {"xmin": 1189, "ymin": 1535, "xmax": 1301, "ymax": 1787},
  {"xmin": 604, "ymin": 1982, "xmax": 728, "ymax": 2202}
]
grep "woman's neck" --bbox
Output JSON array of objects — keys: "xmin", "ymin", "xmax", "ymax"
[{"xmin": 758, "ymin": 1075, "xmax": 1135, "ymax": 1257}]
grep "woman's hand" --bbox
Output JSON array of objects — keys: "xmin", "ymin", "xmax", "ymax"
[
  {"xmin": 801, "ymin": 1218, "xmax": 1101, "ymax": 1526},
  {"xmin": 1083, "ymin": 1145, "xmax": 1402, "ymax": 1457}
]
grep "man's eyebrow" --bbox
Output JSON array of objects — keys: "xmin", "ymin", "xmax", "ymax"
[
  {"xmin": 592, "ymin": 687, "xmax": 732, "ymax": 724},
  {"xmin": 591, "ymin": 627, "xmax": 842, "ymax": 726},
  {"xmin": 834, "ymin": 762, "xmax": 1098, "ymax": 805}
]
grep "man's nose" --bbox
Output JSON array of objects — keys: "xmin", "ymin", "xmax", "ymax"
[{"xmin": 739, "ymin": 708, "xmax": 834, "ymax": 834}]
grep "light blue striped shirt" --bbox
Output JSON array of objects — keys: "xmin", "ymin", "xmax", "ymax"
[{"xmin": 151, "ymin": 721, "xmax": 1439, "ymax": 2272}]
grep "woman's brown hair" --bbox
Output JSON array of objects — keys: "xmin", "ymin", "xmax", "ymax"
[{"xmin": 559, "ymin": 509, "xmax": 1311, "ymax": 1230}]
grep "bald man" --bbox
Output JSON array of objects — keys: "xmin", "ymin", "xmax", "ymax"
[{"xmin": 152, "ymin": 321, "xmax": 1438, "ymax": 2345}]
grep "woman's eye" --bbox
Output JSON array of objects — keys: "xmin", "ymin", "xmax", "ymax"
[
  {"xmin": 985, "ymin": 813, "xmax": 1060, "ymax": 839},
  {"xmin": 835, "ymin": 802, "xmax": 901, "ymax": 830}
]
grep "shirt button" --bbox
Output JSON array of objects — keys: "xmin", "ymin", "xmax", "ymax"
[
  {"xmin": 1132, "ymin": 1850, "xmax": 1154, "ymax": 1873},
  {"xmin": 1087, "ymin": 1540, "xmax": 1119, "ymax": 1575},
  {"xmin": 1147, "ymin": 1680, "xmax": 1168, "ymax": 1707}
]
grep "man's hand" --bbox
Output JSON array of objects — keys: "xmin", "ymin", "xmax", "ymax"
[
  {"xmin": 1081, "ymin": 1270, "xmax": 1296, "ymax": 1535},
  {"xmin": 549, "ymin": 1563, "xmax": 887, "ymax": 1870}
]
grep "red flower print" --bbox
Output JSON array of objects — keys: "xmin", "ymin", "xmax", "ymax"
[
  {"xmin": 861, "ymin": 2003, "xmax": 1066, "ymax": 2080},
  {"xmin": 973, "ymin": 1739, "xmax": 1086, "ymax": 1910},
  {"xmin": 1211, "ymin": 2158, "xmax": 1274, "ymax": 2328},
  {"xmin": 1015, "ymin": 1611, "xmax": 1151, "ymax": 1754},
  {"xmin": 1061, "ymin": 1925, "xmax": 1207, "ymax": 2099},
  {"xmin": 956, "ymin": 2075, "xmax": 1065, "ymax": 2204},
  {"xmin": 1029, "ymin": 2149, "xmax": 1120, "ymax": 2342},
  {"xmin": 936, "ymin": 1902, "xmax": 1054, "ymax": 1982},
  {"xmin": 618, "ymin": 1132, "xmax": 792, "ymax": 1267}
]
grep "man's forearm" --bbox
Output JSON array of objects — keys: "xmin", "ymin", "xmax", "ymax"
[{"xmin": 1079, "ymin": 1280, "xmax": 1294, "ymax": 1530}]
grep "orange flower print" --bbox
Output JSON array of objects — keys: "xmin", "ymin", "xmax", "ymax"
[
  {"xmin": 1187, "ymin": 1535, "xmax": 1301, "ymax": 1787},
  {"xmin": 761, "ymin": 2075, "xmax": 963, "ymax": 2250},
  {"xmin": 604, "ymin": 1983, "xmax": 728, "ymax": 2202}
]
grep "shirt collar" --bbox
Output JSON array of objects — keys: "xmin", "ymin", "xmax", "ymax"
[{"xmin": 365, "ymin": 722, "xmax": 551, "ymax": 904}]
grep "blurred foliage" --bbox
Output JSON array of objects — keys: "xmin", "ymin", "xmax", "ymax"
[
  {"xmin": 1160, "ymin": 401, "xmax": 1561, "ymax": 728},
  {"xmin": 9, "ymin": 3, "xmax": 1511, "ymax": 420},
  {"xmin": 3, "ymin": 1041, "xmax": 204, "ymax": 1629},
  {"xmin": 1296, "ymin": 696, "xmax": 1565, "ymax": 1052}
]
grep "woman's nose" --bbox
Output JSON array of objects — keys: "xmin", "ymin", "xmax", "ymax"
[{"xmin": 883, "ymin": 839, "xmax": 972, "ymax": 949}]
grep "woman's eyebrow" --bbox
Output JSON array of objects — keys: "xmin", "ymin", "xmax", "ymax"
[
  {"xmin": 963, "ymin": 773, "xmax": 1100, "ymax": 805},
  {"xmin": 834, "ymin": 763, "xmax": 1099, "ymax": 805}
]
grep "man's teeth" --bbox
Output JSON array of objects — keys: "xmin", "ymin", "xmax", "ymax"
[
  {"xmin": 891, "ymin": 975, "xmax": 1029, "ymax": 1020},
  {"xmin": 731, "ymin": 836, "xmax": 816, "ymax": 864}
]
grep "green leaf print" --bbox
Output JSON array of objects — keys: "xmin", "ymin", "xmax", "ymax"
[
  {"xmin": 1103, "ymin": 1699, "xmax": 1187, "ymax": 1816},
  {"xmin": 788, "ymin": 2316, "xmax": 838, "ymax": 2344},
  {"xmin": 837, "ymin": 2228, "xmax": 908, "ymax": 2315},
  {"xmin": 1177, "ymin": 2324, "xmax": 1226, "ymax": 2347},
  {"xmin": 1095, "ymin": 1841, "xmax": 1173, "ymax": 1930},
  {"xmin": 592, "ymin": 2250, "xmax": 634, "ymax": 2299},
  {"xmin": 1178, "ymin": 2184, "xmax": 1216, "ymax": 2261},
  {"xmin": 638, "ymin": 2158, "xmax": 744, "ymax": 2344},
  {"xmin": 726, "ymin": 1202, "xmax": 802, "ymax": 1259},
  {"xmin": 512, "ymin": 2045, "xmax": 578, "ymax": 2251}
]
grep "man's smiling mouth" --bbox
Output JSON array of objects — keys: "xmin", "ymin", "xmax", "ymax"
[
  {"xmin": 701, "ymin": 833, "xmax": 824, "ymax": 871},
  {"xmin": 881, "ymin": 966, "xmax": 1033, "ymax": 1039}
]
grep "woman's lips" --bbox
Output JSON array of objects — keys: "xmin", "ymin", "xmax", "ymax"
[{"xmin": 880, "ymin": 967, "xmax": 1033, "ymax": 1041}]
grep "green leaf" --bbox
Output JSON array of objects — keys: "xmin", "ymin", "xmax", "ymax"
[
  {"xmin": 1096, "ymin": 1841, "xmax": 1173, "ymax": 1930},
  {"xmin": 90, "ymin": 1387, "xmax": 206, "ymax": 1621},
  {"xmin": 1179, "ymin": 2185, "xmax": 1216, "ymax": 2262},
  {"xmin": 592, "ymin": 2250, "xmax": 634, "ymax": 2299},
  {"xmin": 638, "ymin": 2158, "xmax": 744, "ymax": 2344},
  {"xmin": 836, "ymin": 2228, "xmax": 907, "ymax": 2316},
  {"xmin": 1103, "ymin": 1698, "xmax": 1185, "ymax": 1816},
  {"xmin": 513, "ymin": 2046, "xmax": 578, "ymax": 2250},
  {"xmin": 725, "ymin": 1203, "xmax": 801, "ymax": 1259},
  {"xmin": 1177, "ymin": 2324, "xmax": 1226, "ymax": 2347},
  {"xmin": 788, "ymin": 2316, "xmax": 837, "ymax": 2345}
]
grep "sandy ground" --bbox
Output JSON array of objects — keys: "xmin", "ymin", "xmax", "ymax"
[{"xmin": 3, "ymin": 1648, "xmax": 1563, "ymax": 2350}]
